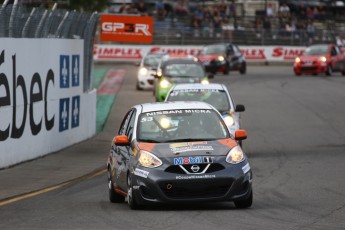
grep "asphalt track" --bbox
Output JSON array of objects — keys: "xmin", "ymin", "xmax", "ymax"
[{"xmin": 1, "ymin": 63, "xmax": 345, "ymax": 230}]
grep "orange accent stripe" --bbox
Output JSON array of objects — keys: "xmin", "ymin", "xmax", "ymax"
[
  {"xmin": 115, "ymin": 188, "xmax": 127, "ymax": 197},
  {"xmin": 138, "ymin": 142, "xmax": 156, "ymax": 152},
  {"xmin": 217, "ymin": 138, "xmax": 237, "ymax": 148}
]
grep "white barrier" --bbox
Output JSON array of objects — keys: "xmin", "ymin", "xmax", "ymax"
[
  {"xmin": 93, "ymin": 44, "xmax": 306, "ymax": 63},
  {"xmin": 0, "ymin": 38, "xmax": 96, "ymax": 168}
]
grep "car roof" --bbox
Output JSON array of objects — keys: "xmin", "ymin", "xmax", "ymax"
[
  {"xmin": 138, "ymin": 101, "xmax": 214, "ymax": 113},
  {"xmin": 170, "ymin": 83, "xmax": 225, "ymax": 91},
  {"xmin": 162, "ymin": 58, "xmax": 200, "ymax": 66},
  {"xmin": 161, "ymin": 53, "xmax": 196, "ymax": 61}
]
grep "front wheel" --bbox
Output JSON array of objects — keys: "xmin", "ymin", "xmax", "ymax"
[
  {"xmin": 127, "ymin": 174, "xmax": 140, "ymax": 209},
  {"xmin": 234, "ymin": 190, "xmax": 253, "ymax": 209},
  {"xmin": 108, "ymin": 169, "xmax": 125, "ymax": 203},
  {"xmin": 136, "ymin": 82, "xmax": 142, "ymax": 90},
  {"xmin": 223, "ymin": 63, "xmax": 230, "ymax": 75},
  {"xmin": 239, "ymin": 62, "xmax": 246, "ymax": 74},
  {"xmin": 326, "ymin": 65, "xmax": 332, "ymax": 76}
]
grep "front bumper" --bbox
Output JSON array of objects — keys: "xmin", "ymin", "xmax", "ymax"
[
  {"xmin": 204, "ymin": 63, "xmax": 226, "ymax": 73},
  {"xmin": 294, "ymin": 63, "xmax": 327, "ymax": 74},
  {"xmin": 137, "ymin": 74, "xmax": 154, "ymax": 90},
  {"xmin": 203, "ymin": 61, "xmax": 244, "ymax": 73},
  {"xmin": 156, "ymin": 87, "xmax": 171, "ymax": 102},
  {"xmin": 131, "ymin": 160, "xmax": 252, "ymax": 205}
]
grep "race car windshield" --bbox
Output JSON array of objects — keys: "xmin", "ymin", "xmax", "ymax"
[
  {"xmin": 201, "ymin": 45, "xmax": 226, "ymax": 55},
  {"xmin": 304, "ymin": 46, "xmax": 328, "ymax": 55},
  {"xmin": 163, "ymin": 64, "xmax": 204, "ymax": 78},
  {"xmin": 138, "ymin": 109, "xmax": 229, "ymax": 142},
  {"xmin": 167, "ymin": 90, "xmax": 231, "ymax": 112},
  {"xmin": 143, "ymin": 56, "xmax": 161, "ymax": 68}
]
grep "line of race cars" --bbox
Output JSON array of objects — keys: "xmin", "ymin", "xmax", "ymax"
[
  {"xmin": 107, "ymin": 43, "xmax": 345, "ymax": 209},
  {"xmin": 107, "ymin": 42, "xmax": 345, "ymax": 210},
  {"xmin": 107, "ymin": 43, "xmax": 252, "ymax": 210}
]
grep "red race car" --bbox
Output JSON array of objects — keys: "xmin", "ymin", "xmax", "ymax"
[{"xmin": 294, "ymin": 44, "xmax": 345, "ymax": 76}]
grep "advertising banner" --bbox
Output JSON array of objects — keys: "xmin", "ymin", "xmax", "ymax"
[
  {"xmin": 0, "ymin": 38, "xmax": 96, "ymax": 168},
  {"xmin": 100, "ymin": 14, "xmax": 153, "ymax": 44},
  {"xmin": 93, "ymin": 44, "xmax": 306, "ymax": 62}
]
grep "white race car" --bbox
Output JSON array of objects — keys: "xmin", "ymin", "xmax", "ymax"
[
  {"xmin": 165, "ymin": 83, "xmax": 245, "ymax": 145},
  {"xmin": 136, "ymin": 52, "xmax": 167, "ymax": 90}
]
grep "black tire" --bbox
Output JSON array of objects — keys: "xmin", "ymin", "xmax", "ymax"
[
  {"xmin": 341, "ymin": 68, "xmax": 345, "ymax": 76},
  {"xmin": 108, "ymin": 169, "xmax": 125, "ymax": 203},
  {"xmin": 223, "ymin": 63, "xmax": 230, "ymax": 75},
  {"xmin": 234, "ymin": 190, "xmax": 253, "ymax": 209},
  {"xmin": 326, "ymin": 65, "xmax": 332, "ymax": 76},
  {"xmin": 136, "ymin": 82, "xmax": 142, "ymax": 91},
  {"xmin": 239, "ymin": 62, "xmax": 246, "ymax": 74},
  {"xmin": 294, "ymin": 72, "xmax": 301, "ymax": 76},
  {"xmin": 127, "ymin": 174, "xmax": 140, "ymax": 209}
]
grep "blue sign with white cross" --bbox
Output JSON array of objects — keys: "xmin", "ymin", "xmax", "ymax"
[
  {"xmin": 71, "ymin": 96, "xmax": 80, "ymax": 128},
  {"xmin": 60, "ymin": 55, "xmax": 70, "ymax": 88},
  {"xmin": 71, "ymin": 55, "xmax": 80, "ymax": 87},
  {"xmin": 59, "ymin": 98, "xmax": 70, "ymax": 132}
]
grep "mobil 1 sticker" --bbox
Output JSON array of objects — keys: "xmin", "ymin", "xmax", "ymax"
[
  {"xmin": 71, "ymin": 96, "xmax": 80, "ymax": 128},
  {"xmin": 60, "ymin": 55, "xmax": 70, "ymax": 88},
  {"xmin": 59, "ymin": 98, "xmax": 70, "ymax": 132},
  {"xmin": 71, "ymin": 55, "xmax": 80, "ymax": 87}
]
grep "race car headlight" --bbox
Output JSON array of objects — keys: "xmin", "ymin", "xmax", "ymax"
[
  {"xmin": 295, "ymin": 57, "xmax": 301, "ymax": 63},
  {"xmin": 139, "ymin": 67, "xmax": 148, "ymax": 75},
  {"xmin": 138, "ymin": 150, "xmax": 162, "ymax": 168},
  {"xmin": 160, "ymin": 79, "xmax": 171, "ymax": 88},
  {"xmin": 217, "ymin": 56, "xmax": 225, "ymax": 62},
  {"xmin": 201, "ymin": 79, "xmax": 209, "ymax": 84},
  {"xmin": 319, "ymin": 56, "xmax": 327, "ymax": 62},
  {"xmin": 226, "ymin": 146, "xmax": 245, "ymax": 164},
  {"xmin": 223, "ymin": 115, "xmax": 234, "ymax": 126}
]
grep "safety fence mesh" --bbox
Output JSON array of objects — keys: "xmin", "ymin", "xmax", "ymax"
[{"xmin": 0, "ymin": 4, "xmax": 99, "ymax": 92}]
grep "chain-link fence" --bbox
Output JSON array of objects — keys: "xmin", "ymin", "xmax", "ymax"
[{"xmin": 0, "ymin": 3, "xmax": 99, "ymax": 92}]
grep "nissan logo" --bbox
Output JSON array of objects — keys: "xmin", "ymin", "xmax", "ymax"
[{"xmin": 191, "ymin": 165, "xmax": 200, "ymax": 173}]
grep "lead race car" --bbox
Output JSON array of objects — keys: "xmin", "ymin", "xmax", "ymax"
[{"xmin": 107, "ymin": 101, "xmax": 253, "ymax": 209}]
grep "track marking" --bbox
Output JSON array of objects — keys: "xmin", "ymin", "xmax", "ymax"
[{"xmin": 0, "ymin": 168, "xmax": 107, "ymax": 207}]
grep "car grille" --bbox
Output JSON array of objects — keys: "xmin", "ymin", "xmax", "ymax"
[
  {"xmin": 301, "ymin": 66, "xmax": 317, "ymax": 71},
  {"xmin": 165, "ymin": 163, "xmax": 225, "ymax": 174},
  {"xmin": 159, "ymin": 179, "xmax": 232, "ymax": 199},
  {"xmin": 301, "ymin": 60, "xmax": 314, "ymax": 65}
]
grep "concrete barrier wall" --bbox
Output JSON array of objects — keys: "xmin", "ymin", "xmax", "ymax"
[{"xmin": 0, "ymin": 38, "xmax": 96, "ymax": 168}]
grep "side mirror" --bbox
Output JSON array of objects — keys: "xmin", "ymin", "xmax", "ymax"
[
  {"xmin": 235, "ymin": 104, "xmax": 245, "ymax": 112},
  {"xmin": 113, "ymin": 135, "xmax": 130, "ymax": 146},
  {"xmin": 235, "ymin": 129, "xmax": 247, "ymax": 141}
]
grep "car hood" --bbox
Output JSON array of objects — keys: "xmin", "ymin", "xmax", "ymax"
[
  {"xmin": 299, "ymin": 55, "xmax": 326, "ymax": 62},
  {"xmin": 137, "ymin": 139, "xmax": 237, "ymax": 158},
  {"xmin": 167, "ymin": 77, "xmax": 203, "ymax": 83},
  {"xmin": 198, "ymin": 54, "xmax": 222, "ymax": 62}
]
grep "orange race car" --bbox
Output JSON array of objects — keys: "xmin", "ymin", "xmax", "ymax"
[{"xmin": 294, "ymin": 44, "xmax": 345, "ymax": 76}]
